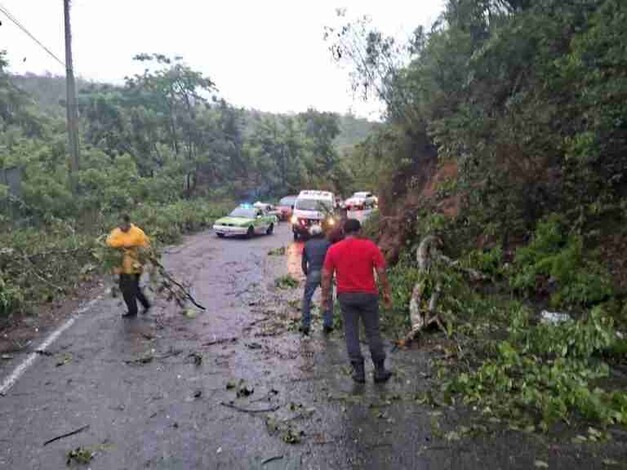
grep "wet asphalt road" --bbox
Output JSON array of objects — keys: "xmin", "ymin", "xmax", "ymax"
[{"xmin": 0, "ymin": 224, "xmax": 622, "ymax": 469}]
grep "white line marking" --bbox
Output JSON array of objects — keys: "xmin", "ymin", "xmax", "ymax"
[{"xmin": 0, "ymin": 295, "xmax": 103, "ymax": 396}]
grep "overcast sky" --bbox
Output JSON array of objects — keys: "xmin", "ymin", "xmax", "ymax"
[{"xmin": 0, "ymin": 0, "xmax": 444, "ymax": 118}]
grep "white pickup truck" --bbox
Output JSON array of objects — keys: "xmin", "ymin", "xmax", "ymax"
[{"xmin": 344, "ymin": 191, "xmax": 377, "ymax": 210}]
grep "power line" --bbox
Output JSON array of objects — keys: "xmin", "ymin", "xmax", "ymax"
[{"xmin": 0, "ymin": 2, "xmax": 65, "ymax": 68}]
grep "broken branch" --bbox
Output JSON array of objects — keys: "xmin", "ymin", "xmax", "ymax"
[
  {"xmin": 148, "ymin": 255, "xmax": 206, "ymax": 311},
  {"xmin": 220, "ymin": 402, "xmax": 280, "ymax": 413},
  {"xmin": 262, "ymin": 455, "xmax": 284, "ymax": 465},
  {"xmin": 43, "ymin": 425, "xmax": 89, "ymax": 446},
  {"xmin": 204, "ymin": 337, "xmax": 238, "ymax": 346},
  {"xmin": 21, "ymin": 252, "xmax": 65, "ymax": 292},
  {"xmin": 404, "ymin": 234, "xmax": 486, "ymax": 344}
]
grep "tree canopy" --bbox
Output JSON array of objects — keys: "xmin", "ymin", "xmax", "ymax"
[{"xmin": 1, "ymin": 52, "xmax": 375, "ymax": 225}]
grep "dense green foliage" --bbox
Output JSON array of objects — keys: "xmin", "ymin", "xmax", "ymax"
[
  {"xmin": 371, "ymin": 211, "xmax": 627, "ymax": 431},
  {"xmin": 444, "ymin": 305, "xmax": 626, "ymax": 431},
  {"xmin": 12, "ymin": 63, "xmax": 373, "ymax": 199},
  {"xmin": 0, "ymin": 51, "xmax": 371, "ymax": 318},
  {"xmin": 2, "ymin": 0, "xmax": 626, "ymax": 434},
  {"xmin": 0, "ymin": 201, "xmax": 230, "ymax": 317},
  {"xmin": 337, "ymin": 0, "xmax": 627, "ymax": 431},
  {"xmin": 333, "ymin": 0, "xmax": 627, "ymax": 248},
  {"xmin": 335, "ymin": 0, "xmax": 627, "ymax": 317},
  {"xmin": 509, "ymin": 215, "xmax": 613, "ymax": 308}
]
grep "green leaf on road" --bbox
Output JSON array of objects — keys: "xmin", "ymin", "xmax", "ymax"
[{"xmin": 66, "ymin": 447, "xmax": 94, "ymax": 466}]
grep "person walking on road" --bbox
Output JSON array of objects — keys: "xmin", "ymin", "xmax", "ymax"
[
  {"xmin": 106, "ymin": 214, "xmax": 151, "ymax": 318},
  {"xmin": 321, "ymin": 219, "xmax": 393, "ymax": 383},
  {"xmin": 301, "ymin": 225, "xmax": 333, "ymax": 335}
]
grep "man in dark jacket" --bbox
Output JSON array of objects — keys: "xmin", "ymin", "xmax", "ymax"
[
  {"xmin": 301, "ymin": 225, "xmax": 333, "ymax": 335},
  {"xmin": 321, "ymin": 219, "xmax": 392, "ymax": 383}
]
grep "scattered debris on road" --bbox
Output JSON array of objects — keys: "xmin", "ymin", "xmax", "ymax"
[
  {"xmin": 34, "ymin": 349, "xmax": 53, "ymax": 356},
  {"xmin": 43, "ymin": 424, "xmax": 90, "ymax": 446},
  {"xmin": 141, "ymin": 332, "xmax": 155, "ymax": 341},
  {"xmin": 267, "ymin": 246, "xmax": 286, "ymax": 256},
  {"xmin": 188, "ymin": 352, "xmax": 203, "ymax": 366},
  {"xmin": 226, "ymin": 379, "xmax": 255, "ymax": 398},
  {"xmin": 250, "ymin": 388, "xmax": 279, "ymax": 403},
  {"xmin": 261, "ymin": 455, "xmax": 284, "ymax": 465},
  {"xmin": 55, "ymin": 353, "xmax": 73, "ymax": 367},
  {"xmin": 265, "ymin": 416, "xmax": 304, "ymax": 444},
  {"xmin": 66, "ymin": 446, "xmax": 94, "ymax": 466},
  {"xmin": 220, "ymin": 402, "xmax": 280, "ymax": 413},
  {"xmin": 183, "ymin": 308, "xmax": 198, "ymax": 319},
  {"xmin": 287, "ymin": 401, "xmax": 315, "ymax": 417},
  {"xmin": 204, "ymin": 337, "xmax": 238, "ymax": 347},
  {"xmin": 275, "ymin": 275, "xmax": 299, "ymax": 289},
  {"xmin": 124, "ymin": 351, "xmax": 154, "ymax": 365},
  {"xmin": 237, "ymin": 384, "xmax": 254, "ymax": 398}
]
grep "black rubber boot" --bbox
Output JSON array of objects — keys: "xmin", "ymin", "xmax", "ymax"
[
  {"xmin": 373, "ymin": 360, "xmax": 392, "ymax": 383},
  {"xmin": 351, "ymin": 361, "xmax": 366, "ymax": 383}
]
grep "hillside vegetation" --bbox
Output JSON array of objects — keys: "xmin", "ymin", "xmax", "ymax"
[
  {"xmin": 11, "ymin": 70, "xmax": 374, "ymax": 192},
  {"xmin": 0, "ymin": 52, "xmax": 370, "ymax": 318},
  {"xmin": 2, "ymin": 0, "xmax": 626, "ymax": 435},
  {"xmin": 332, "ymin": 0, "xmax": 627, "ymax": 432}
]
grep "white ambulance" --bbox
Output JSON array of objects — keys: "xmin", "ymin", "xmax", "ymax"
[{"xmin": 291, "ymin": 190, "xmax": 339, "ymax": 240}]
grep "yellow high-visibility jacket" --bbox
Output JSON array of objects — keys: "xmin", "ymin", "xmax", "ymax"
[{"xmin": 106, "ymin": 224, "xmax": 150, "ymax": 274}]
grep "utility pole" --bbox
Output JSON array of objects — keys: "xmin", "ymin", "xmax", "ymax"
[{"xmin": 63, "ymin": 0, "xmax": 80, "ymax": 193}]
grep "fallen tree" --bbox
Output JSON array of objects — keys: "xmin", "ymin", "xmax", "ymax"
[{"xmin": 404, "ymin": 235, "xmax": 486, "ymax": 344}]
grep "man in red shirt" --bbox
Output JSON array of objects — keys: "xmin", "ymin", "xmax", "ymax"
[{"xmin": 321, "ymin": 219, "xmax": 393, "ymax": 383}]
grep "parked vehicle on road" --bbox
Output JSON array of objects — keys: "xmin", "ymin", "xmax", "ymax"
[
  {"xmin": 291, "ymin": 190, "xmax": 338, "ymax": 240},
  {"xmin": 277, "ymin": 195, "xmax": 297, "ymax": 221},
  {"xmin": 344, "ymin": 191, "xmax": 377, "ymax": 211},
  {"xmin": 253, "ymin": 201, "xmax": 282, "ymax": 221},
  {"xmin": 213, "ymin": 205, "xmax": 276, "ymax": 238}
]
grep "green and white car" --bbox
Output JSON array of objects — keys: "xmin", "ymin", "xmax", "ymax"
[{"xmin": 213, "ymin": 206, "xmax": 277, "ymax": 238}]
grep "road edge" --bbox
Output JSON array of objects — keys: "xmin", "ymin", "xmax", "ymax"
[{"xmin": 0, "ymin": 294, "xmax": 103, "ymax": 396}]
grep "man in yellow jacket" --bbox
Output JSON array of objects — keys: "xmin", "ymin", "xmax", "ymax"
[{"xmin": 106, "ymin": 214, "xmax": 151, "ymax": 317}]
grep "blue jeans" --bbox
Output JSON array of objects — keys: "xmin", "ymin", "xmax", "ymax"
[{"xmin": 302, "ymin": 270, "xmax": 333, "ymax": 328}]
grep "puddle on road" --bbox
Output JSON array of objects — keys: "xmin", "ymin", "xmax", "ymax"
[{"xmin": 286, "ymin": 241, "xmax": 305, "ymax": 279}]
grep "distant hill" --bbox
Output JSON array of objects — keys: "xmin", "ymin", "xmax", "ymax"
[
  {"xmin": 335, "ymin": 114, "xmax": 378, "ymax": 151},
  {"xmin": 10, "ymin": 73, "xmax": 375, "ymax": 149},
  {"xmin": 11, "ymin": 73, "xmax": 92, "ymax": 116}
]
